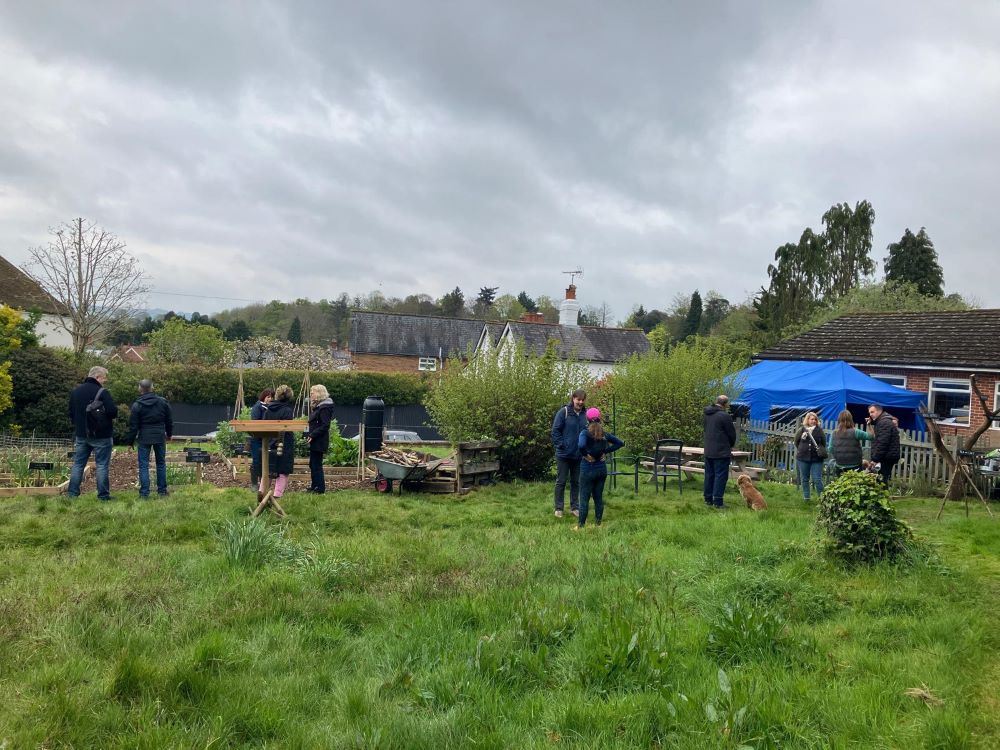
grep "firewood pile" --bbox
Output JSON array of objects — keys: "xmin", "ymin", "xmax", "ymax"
[{"xmin": 367, "ymin": 447, "xmax": 427, "ymax": 466}]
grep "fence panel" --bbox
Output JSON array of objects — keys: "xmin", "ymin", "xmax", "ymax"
[{"xmin": 737, "ymin": 418, "xmax": 952, "ymax": 487}]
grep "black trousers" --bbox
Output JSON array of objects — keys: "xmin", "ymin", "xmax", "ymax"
[
  {"xmin": 877, "ymin": 460, "xmax": 897, "ymax": 487},
  {"xmin": 309, "ymin": 450, "xmax": 326, "ymax": 493}
]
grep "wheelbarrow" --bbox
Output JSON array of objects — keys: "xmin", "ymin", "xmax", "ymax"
[{"xmin": 368, "ymin": 456, "xmax": 443, "ymax": 494}]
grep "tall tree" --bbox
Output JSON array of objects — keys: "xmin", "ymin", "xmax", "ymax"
[
  {"xmin": 23, "ymin": 217, "xmax": 150, "ymax": 353},
  {"xmin": 884, "ymin": 228, "xmax": 945, "ymax": 297},
  {"xmin": 516, "ymin": 291, "xmax": 538, "ymax": 313},
  {"xmin": 755, "ymin": 228, "xmax": 827, "ymax": 336},
  {"xmin": 439, "ymin": 287, "xmax": 465, "ymax": 317},
  {"xmin": 682, "ymin": 290, "xmax": 703, "ymax": 340},
  {"xmin": 821, "ymin": 200, "xmax": 876, "ymax": 299},
  {"xmin": 287, "ymin": 316, "xmax": 302, "ymax": 344},
  {"xmin": 473, "ymin": 286, "xmax": 499, "ymax": 318},
  {"xmin": 700, "ymin": 292, "xmax": 731, "ymax": 335}
]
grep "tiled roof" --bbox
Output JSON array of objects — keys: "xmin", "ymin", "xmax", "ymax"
[
  {"xmin": 754, "ymin": 310, "xmax": 1000, "ymax": 369},
  {"xmin": 505, "ymin": 322, "xmax": 649, "ymax": 363},
  {"xmin": 0, "ymin": 256, "xmax": 62, "ymax": 315},
  {"xmin": 348, "ymin": 311, "xmax": 489, "ymax": 357}
]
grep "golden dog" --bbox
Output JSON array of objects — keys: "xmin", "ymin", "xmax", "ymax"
[{"xmin": 736, "ymin": 473, "xmax": 767, "ymax": 511}]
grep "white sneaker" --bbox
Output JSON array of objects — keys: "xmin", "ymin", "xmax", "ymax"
[
  {"xmin": 554, "ymin": 510, "xmax": 563, "ymax": 518},
  {"xmin": 571, "ymin": 509, "xmax": 580, "ymax": 518}
]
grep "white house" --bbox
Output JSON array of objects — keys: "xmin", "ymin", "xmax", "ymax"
[
  {"xmin": 0, "ymin": 255, "xmax": 74, "ymax": 349},
  {"xmin": 475, "ymin": 285, "xmax": 649, "ymax": 379}
]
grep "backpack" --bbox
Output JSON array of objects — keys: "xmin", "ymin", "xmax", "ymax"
[{"xmin": 86, "ymin": 387, "xmax": 110, "ymax": 437}]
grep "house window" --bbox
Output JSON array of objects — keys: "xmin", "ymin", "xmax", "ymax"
[
  {"xmin": 871, "ymin": 373, "xmax": 907, "ymax": 388},
  {"xmin": 928, "ymin": 378, "xmax": 971, "ymax": 424},
  {"xmin": 418, "ymin": 357, "xmax": 438, "ymax": 372},
  {"xmin": 993, "ymin": 381, "xmax": 1000, "ymax": 429}
]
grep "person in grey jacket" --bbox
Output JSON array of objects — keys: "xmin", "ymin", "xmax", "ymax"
[
  {"xmin": 125, "ymin": 379, "xmax": 174, "ymax": 498},
  {"xmin": 551, "ymin": 389, "xmax": 588, "ymax": 518}
]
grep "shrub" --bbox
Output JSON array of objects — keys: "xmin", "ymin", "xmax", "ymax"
[
  {"xmin": 815, "ymin": 470, "xmax": 913, "ymax": 563},
  {"xmin": 215, "ymin": 407, "xmax": 251, "ymax": 456},
  {"xmin": 5, "ymin": 346, "xmax": 85, "ymax": 436},
  {"xmin": 425, "ymin": 339, "xmax": 592, "ymax": 480},
  {"xmin": 596, "ymin": 337, "xmax": 746, "ymax": 456}
]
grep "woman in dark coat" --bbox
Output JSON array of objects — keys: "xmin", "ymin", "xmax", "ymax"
[
  {"xmin": 261, "ymin": 384, "xmax": 295, "ymax": 498},
  {"xmin": 306, "ymin": 384, "xmax": 334, "ymax": 494},
  {"xmin": 249, "ymin": 388, "xmax": 274, "ymax": 489},
  {"xmin": 793, "ymin": 411, "xmax": 827, "ymax": 502}
]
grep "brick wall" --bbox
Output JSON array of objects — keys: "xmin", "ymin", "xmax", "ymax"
[{"xmin": 855, "ymin": 365, "xmax": 999, "ymax": 449}]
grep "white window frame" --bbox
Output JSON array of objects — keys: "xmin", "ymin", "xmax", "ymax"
[
  {"xmin": 870, "ymin": 373, "xmax": 907, "ymax": 388},
  {"xmin": 928, "ymin": 377, "xmax": 971, "ymax": 424},
  {"xmin": 417, "ymin": 357, "xmax": 438, "ymax": 372},
  {"xmin": 992, "ymin": 381, "xmax": 1000, "ymax": 430}
]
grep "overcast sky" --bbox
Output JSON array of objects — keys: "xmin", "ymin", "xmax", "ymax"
[{"xmin": 1, "ymin": 1, "xmax": 998, "ymax": 321}]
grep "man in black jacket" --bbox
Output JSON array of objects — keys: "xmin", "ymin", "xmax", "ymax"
[
  {"xmin": 867, "ymin": 404, "xmax": 900, "ymax": 487},
  {"xmin": 125, "ymin": 379, "xmax": 174, "ymax": 497},
  {"xmin": 703, "ymin": 394, "xmax": 737, "ymax": 508},
  {"xmin": 67, "ymin": 366, "xmax": 118, "ymax": 501}
]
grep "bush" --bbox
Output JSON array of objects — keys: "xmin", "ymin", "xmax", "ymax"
[
  {"xmin": 816, "ymin": 471, "xmax": 913, "ymax": 564},
  {"xmin": 5, "ymin": 346, "xmax": 85, "ymax": 436},
  {"xmin": 425, "ymin": 340, "xmax": 592, "ymax": 480},
  {"xmin": 595, "ymin": 337, "xmax": 746, "ymax": 455}
]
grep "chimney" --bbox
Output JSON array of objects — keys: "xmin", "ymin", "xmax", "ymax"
[
  {"xmin": 519, "ymin": 311, "xmax": 545, "ymax": 324},
  {"xmin": 559, "ymin": 284, "xmax": 580, "ymax": 327}
]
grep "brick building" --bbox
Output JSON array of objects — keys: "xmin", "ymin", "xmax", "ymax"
[{"xmin": 755, "ymin": 310, "xmax": 1000, "ymax": 448}]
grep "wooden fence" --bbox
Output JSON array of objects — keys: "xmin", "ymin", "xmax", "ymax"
[{"xmin": 737, "ymin": 418, "xmax": 954, "ymax": 487}]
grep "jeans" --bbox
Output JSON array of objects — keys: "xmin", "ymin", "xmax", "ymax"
[
  {"xmin": 309, "ymin": 450, "xmax": 326, "ymax": 493},
  {"xmin": 703, "ymin": 457, "xmax": 730, "ymax": 507},
  {"xmin": 579, "ymin": 465, "xmax": 607, "ymax": 526},
  {"xmin": 554, "ymin": 457, "xmax": 581, "ymax": 512},
  {"xmin": 250, "ymin": 438, "xmax": 262, "ymax": 486},
  {"xmin": 797, "ymin": 459, "xmax": 825, "ymax": 500},
  {"xmin": 68, "ymin": 437, "xmax": 113, "ymax": 500},
  {"xmin": 137, "ymin": 441, "xmax": 168, "ymax": 496}
]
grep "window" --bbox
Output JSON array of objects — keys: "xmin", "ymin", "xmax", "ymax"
[
  {"xmin": 417, "ymin": 357, "xmax": 438, "ymax": 372},
  {"xmin": 993, "ymin": 381, "xmax": 1000, "ymax": 430},
  {"xmin": 928, "ymin": 378, "xmax": 971, "ymax": 424},
  {"xmin": 871, "ymin": 373, "xmax": 907, "ymax": 388}
]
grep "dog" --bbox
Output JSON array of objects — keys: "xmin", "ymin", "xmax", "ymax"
[{"xmin": 736, "ymin": 473, "xmax": 767, "ymax": 511}]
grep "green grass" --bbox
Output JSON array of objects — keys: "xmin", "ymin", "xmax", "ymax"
[{"xmin": 1, "ymin": 478, "xmax": 998, "ymax": 748}]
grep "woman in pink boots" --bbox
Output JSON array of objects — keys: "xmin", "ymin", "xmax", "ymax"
[{"xmin": 260, "ymin": 384, "xmax": 295, "ymax": 500}]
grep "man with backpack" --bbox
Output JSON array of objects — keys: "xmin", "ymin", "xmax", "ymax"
[
  {"xmin": 67, "ymin": 366, "xmax": 119, "ymax": 501},
  {"xmin": 551, "ymin": 388, "xmax": 588, "ymax": 518},
  {"xmin": 125, "ymin": 379, "xmax": 174, "ymax": 498}
]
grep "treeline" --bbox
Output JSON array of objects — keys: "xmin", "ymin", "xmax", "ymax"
[
  {"xmin": 110, "ymin": 199, "xmax": 969, "ymax": 354},
  {"xmin": 111, "ymin": 287, "xmax": 619, "ymax": 348}
]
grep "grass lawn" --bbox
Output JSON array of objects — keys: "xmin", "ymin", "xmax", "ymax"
[{"xmin": 1, "ymin": 476, "xmax": 998, "ymax": 748}]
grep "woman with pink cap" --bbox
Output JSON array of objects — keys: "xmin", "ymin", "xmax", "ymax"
[{"xmin": 575, "ymin": 407, "xmax": 624, "ymax": 529}]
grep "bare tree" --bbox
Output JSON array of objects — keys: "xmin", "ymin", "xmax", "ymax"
[{"xmin": 23, "ymin": 218, "xmax": 150, "ymax": 354}]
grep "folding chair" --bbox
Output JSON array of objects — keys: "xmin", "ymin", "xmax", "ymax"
[{"xmin": 654, "ymin": 439, "xmax": 684, "ymax": 494}]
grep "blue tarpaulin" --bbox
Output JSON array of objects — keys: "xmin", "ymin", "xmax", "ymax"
[{"xmin": 728, "ymin": 360, "xmax": 926, "ymax": 430}]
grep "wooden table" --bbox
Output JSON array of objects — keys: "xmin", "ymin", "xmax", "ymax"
[
  {"xmin": 654, "ymin": 445, "xmax": 760, "ymax": 479},
  {"xmin": 230, "ymin": 420, "xmax": 308, "ymax": 518}
]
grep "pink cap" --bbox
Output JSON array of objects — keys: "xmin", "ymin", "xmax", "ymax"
[{"xmin": 586, "ymin": 407, "xmax": 601, "ymax": 421}]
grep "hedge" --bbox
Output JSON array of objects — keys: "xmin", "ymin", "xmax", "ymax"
[{"xmin": 103, "ymin": 364, "xmax": 431, "ymax": 408}]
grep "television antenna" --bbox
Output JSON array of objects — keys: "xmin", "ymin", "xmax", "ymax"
[{"xmin": 562, "ymin": 268, "xmax": 584, "ymax": 286}]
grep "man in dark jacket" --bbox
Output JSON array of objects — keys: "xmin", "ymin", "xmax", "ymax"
[
  {"xmin": 67, "ymin": 366, "xmax": 118, "ymax": 501},
  {"xmin": 551, "ymin": 389, "xmax": 588, "ymax": 518},
  {"xmin": 703, "ymin": 394, "xmax": 737, "ymax": 508},
  {"xmin": 867, "ymin": 404, "xmax": 900, "ymax": 486},
  {"xmin": 125, "ymin": 379, "xmax": 174, "ymax": 497}
]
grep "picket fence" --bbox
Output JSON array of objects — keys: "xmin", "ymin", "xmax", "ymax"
[{"xmin": 737, "ymin": 418, "xmax": 953, "ymax": 487}]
